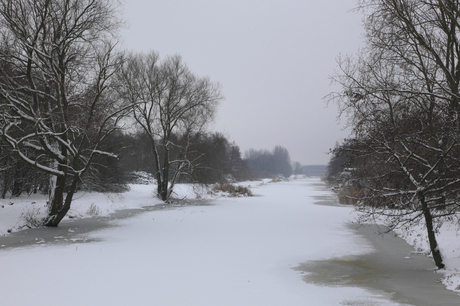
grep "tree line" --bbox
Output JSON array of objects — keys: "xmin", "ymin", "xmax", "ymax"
[
  {"xmin": 244, "ymin": 145, "xmax": 293, "ymax": 178},
  {"xmin": 327, "ymin": 0, "xmax": 460, "ymax": 269},
  {"xmin": 1, "ymin": 128, "xmax": 294, "ymax": 199},
  {"xmin": 0, "ymin": 1, "xmax": 294, "ymax": 227}
]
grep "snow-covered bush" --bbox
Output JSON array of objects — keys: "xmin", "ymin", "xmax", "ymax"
[
  {"xmin": 270, "ymin": 174, "xmax": 289, "ymax": 183},
  {"xmin": 125, "ymin": 171, "xmax": 155, "ymax": 185},
  {"xmin": 86, "ymin": 204, "xmax": 101, "ymax": 216},
  {"xmin": 211, "ymin": 182, "xmax": 252, "ymax": 197},
  {"xmin": 19, "ymin": 206, "xmax": 47, "ymax": 229}
]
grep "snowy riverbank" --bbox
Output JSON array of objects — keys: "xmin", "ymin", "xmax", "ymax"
[{"xmin": 0, "ymin": 177, "xmax": 459, "ymax": 305}]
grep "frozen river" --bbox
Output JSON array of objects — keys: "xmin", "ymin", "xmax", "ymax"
[{"xmin": 0, "ymin": 178, "xmax": 458, "ymax": 305}]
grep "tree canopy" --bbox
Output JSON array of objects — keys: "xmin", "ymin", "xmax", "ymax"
[{"xmin": 329, "ymin": 0, "xmax": 460, "ymax": 269}]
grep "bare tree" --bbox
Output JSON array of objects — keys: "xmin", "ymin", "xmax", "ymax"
[
  {"xmin": 0, "ymin": 0, "xmax": 126, "ymax": 227},
  {"xmin": 329, "ymin": 0, "xmax": 460, "ymax": 269},
  {"xmin": 117, "ymin": 52, "xmax": 223, "ymax": 201}
]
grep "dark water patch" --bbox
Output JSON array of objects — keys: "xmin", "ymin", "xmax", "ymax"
[
  {"xmin": 295, "ymin": 257, "xmax": 380, "ymax": 287},
  {"xmin": 0, "ymin": 199, "xmax": 212, "ymax": 251},
  {"xmin": 307, "ymin": 180, "xmax": 343, "ymax": 207},
  {"xmin": 295, "ymin": 224, "xmax": 460, "ymax": 306},
  {"xmin": 312, "ymin": 194, "xmax": 340, "ymax": 207}
]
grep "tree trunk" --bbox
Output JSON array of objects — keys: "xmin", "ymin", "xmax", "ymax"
[
  {"xmin": 158, "ymin": 169, "xmax": 169, "ymax": 201},
  {"xmin": 147, "ymin": 133, "xmax": 167, "ymax": 201},
  {"xmin": 420, "ymin": 195, "xmax": 445, "ymax": 269},
  {"xmin": 1, "ymin": 166, "xmax": 10, "ymax": 199},
  {"xmin": 11, "ymin": 166, "xmax": 23, "ymax": 197},
  {"xmin": 45, "ymin": 176, "xmax": 79, "ymax": 227},
  {"xmin": 45, "ymin": 174, "xmax": 67, "ymax": 227},
  {"xmin": 160, "ymin": 144, "xmax": 171, "ymax": 201},
  {"xmin": 46, "ymin": 177, "xmax": 79, "ymax": 227},
  {"xmin": 159, "ymin": 184, "xmax": 168, "ymax": 201}
]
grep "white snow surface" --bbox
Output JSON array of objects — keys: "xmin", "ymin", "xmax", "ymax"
[{"xmin": 0, "ymin": 177, "xmax": 456, "ymax": 305}]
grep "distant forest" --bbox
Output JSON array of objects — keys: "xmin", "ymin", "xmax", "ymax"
[
  {"xmin": 1, "ymin": 129, "xmax": 309, "ymax": 197},
  {"xmin": 1, "ymin": 127, "xmax": 327, "ymax": 200},
  {"xmin": 300, "ymin": 165, "xmax": 326, "ymax": 177}
]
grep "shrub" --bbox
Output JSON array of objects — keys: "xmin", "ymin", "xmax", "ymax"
[
  {"xmin": 86, "ymin": 203, "xmax": 101, "ymax": 216},
  {"xmin": 212, "ymin": 182, "xmax": 252, "ymax": 197},
  {"xmin": 19, "ymin": 206, "xmax": 46, "ymax": 229},
  {"xmin": 337, "ymin": 185, "xmax": 361, "ymax": 205},
  {"xmin": 270, "ymin": 174, "xmax": 288, "ymax": 183}
]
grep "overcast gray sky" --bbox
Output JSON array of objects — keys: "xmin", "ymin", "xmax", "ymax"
[{"xmin": 120, "ymin": 0, "xmax": 363, "ymax": 165}]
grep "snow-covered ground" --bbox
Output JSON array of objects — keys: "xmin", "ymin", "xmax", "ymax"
[
  {"xmin": 392, "ymin": 219, "xmax": 460, "ymax": 292},
  {"xmin": 0, "ymin": 177, "xmax": 458, "ymax": 305}
]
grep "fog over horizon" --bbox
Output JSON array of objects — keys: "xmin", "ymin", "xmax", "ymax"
[{"xmin": 121, "ymin": 0, "xmax": 364, "ymax": 165}]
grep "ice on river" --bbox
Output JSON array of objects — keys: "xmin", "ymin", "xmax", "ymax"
[{"xmin": 0, "ymin": 178, "xmax": 411, "ymax": 305}]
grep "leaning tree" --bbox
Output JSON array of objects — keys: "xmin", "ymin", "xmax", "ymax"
[
  {"xmin": 0, "ymin": 0, "xmax": 126, "ymax": 227},
  {"xmin": 329, "ymin": 0, "xmax": 460, "ymax": 269}
]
